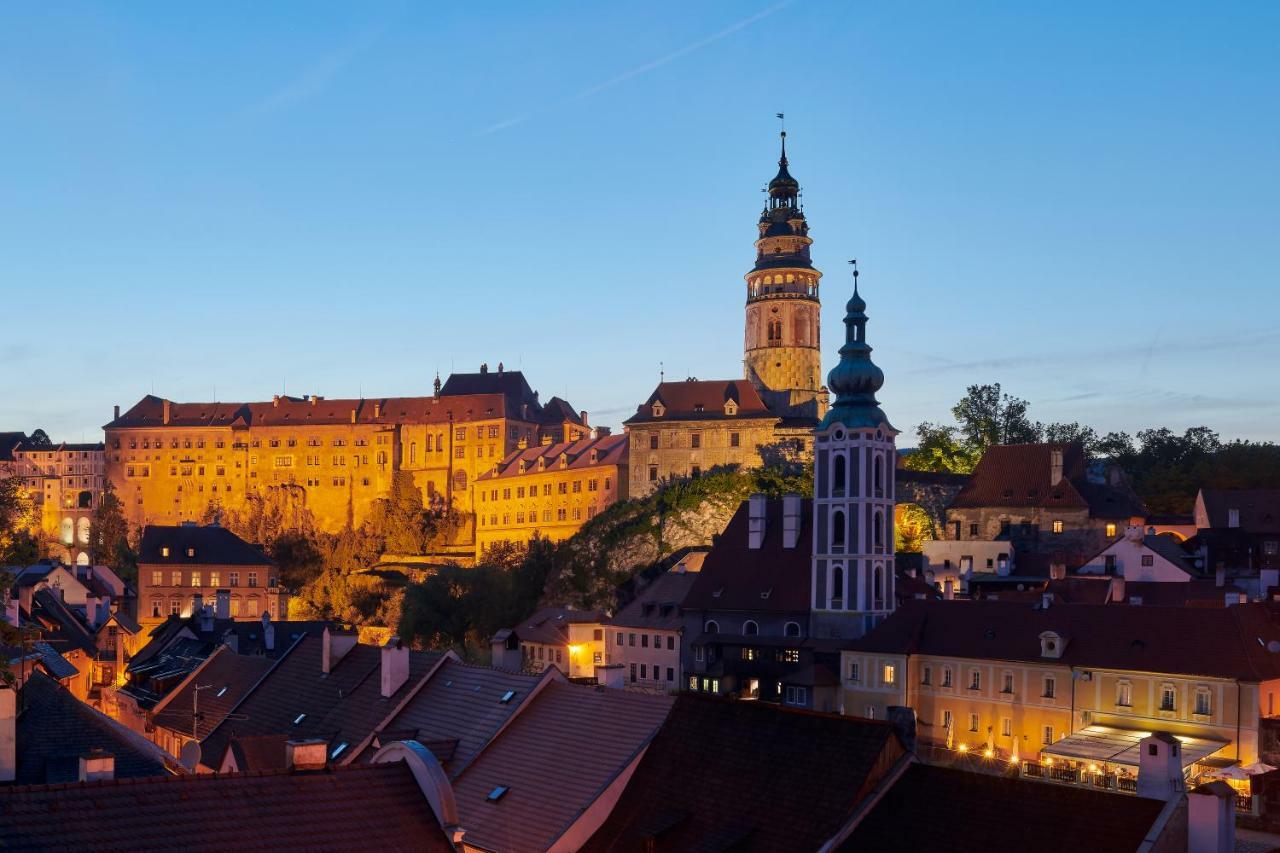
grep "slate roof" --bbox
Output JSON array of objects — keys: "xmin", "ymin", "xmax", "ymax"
[
  {"xmin": 538, "ymin": 395, "xmax": 586, "ymax": 427},
  {"xmin": 1200, "ymin": 489, "xmax": 1280, "ymax": 533},
  {"xmin": 149, "ymin": 646, "xmax": 274, "ymax": 740},
  {"xmin": 199, "ymin": 636, "xmax": 445, "ymax": 770},
  {"xmin": 624, "ymin": 379, "xmax": 776, "ymax": 425},
  {"xmin": 583, "ymin": 695, "xmax": 904, "ymax": 852},
  {"xmin": 608, "ymin": 570, "xmax": 700, "ymax": 631},
  {"xmin": 849, "ymin": 598, "xmax": 1280, "ymax": 682},
  {"xmin": 477, "ymin": 434, "xmax": 627, "ymax": 482},
  {"xmin": 984, "ymin": 577, "xmax": 1248, "ymax": 608},
  {"xmin": 950, "ymin": 443, "xmax": 1146, "ymax": 519},
  {"xmin": 0, "ymin": 762, "xmax": 454, "ymax": 852},
  {"xmin": 452, "ymin": 681, "xmax": 674, "ymax": 853},
  {"xmin": 105, "ymin": 391, "xmax": 516, "ymax": 430},
  {"xmin": 355, "ymin": 658, "xmax": 550, "ymax": 774},
  {"xmin": 0, "ymin": 431, "xmax": 26, "ymax": 461},
  {"xmin": 683, "ymin": 499, "xmax": 812, "ymax": 613},
  {"xmin": 28, "ymin": 589, "xmax": 96, "ymax": 656},
  {"xmin": 511, "ymin": 607, "xmax": 605, "ymax": 647},
  {"xmin": 138, "ymin": 524, "xmax": 274, "ymax": 566},
  {"xmin": 439, "ymin": 368, "xmax": 543, "ymax": 415},
  {"xmin": 841, "ymin": 763, "xmax": 1169, "ymax": 852},
  {"xmin": 16, "ymin": 672, "xmax": 172, "ymax": 784}
]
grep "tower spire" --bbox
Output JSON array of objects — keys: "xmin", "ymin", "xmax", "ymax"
[{"xmin": 820, "ymin": 260, "xmax": 891, "ymax": 430}]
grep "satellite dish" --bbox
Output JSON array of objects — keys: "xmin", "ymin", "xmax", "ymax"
[
  {"xmin": 179, "ymin": 741, "xmax": 202, "ymax": 772},
  {"xmin": 1268, "ymin": 641, "xmax": 1280, "ymax": 655}
]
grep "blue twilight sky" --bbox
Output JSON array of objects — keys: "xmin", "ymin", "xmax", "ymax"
[{"xmin": 3, "ymin": 2, "xmax": 1279, "ymax": 444}]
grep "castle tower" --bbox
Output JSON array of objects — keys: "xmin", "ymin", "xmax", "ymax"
[
  {"xmin": 810, "ymin": 262, "xmax": 897, "ymax": 640},
  {"xmin": 743, "ymin": 131, "xmax": 826, "ymax": 421}
]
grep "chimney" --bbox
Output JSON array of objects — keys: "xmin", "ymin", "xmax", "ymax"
[
  {"xmin": 199, "ymin": 604, "xmax": 214, "ymax": 633},
  {"xmin": 1108, "ymin": 576, "xmax": 1126, "ymax": 603},
  {"xmin": 215, "ymin": 589, "xmax": 230, "ymax": 620},
  {"xmin": 1215, "ymin": 566, "xmax": 1226, "ymax": 588},
  {"xmin": 580, "ymin": 411, "xmax": 589, "ymax": 427},
  {"xmin": 1049, "ymin": 449, "xmax": 1064, "ymax": 487},
  {"xmin": 480, "ymin": 363, "xmax": 488, "ymax": 374},
  {"xmin": 374, "ymin": 402, "xmax": 382, "ymax": 419},
  {"xmin": 748, "ymin": 494, "xmax": 767, "ymax": 549},
  {"xmin": 162, "ymin": 399, "xmax": 172, "ymax": 425},
  {"xmin": 885, "ymin": 706, "xmax": 918, "ymax": 754},
  {"xmin": 78, "ymin": 748, "xmax": 115, "ymax": 782},
  {"xmin": 1136, "ymin": 732, "xmax": 1184, "ymax": 801},
  {"xmin": 351, "ymin": 408, "xmax": 357, "ymax": 424},
  {"xmin": 262, "ymin": 611, "xmax": 275, "ymax": 651},
  {"xmin": 593, "ymin": 426, "xmax": 612, "ymax": 439},
  {"xmin": 286, "ymin": 739, "xmax": 328, "ymax": 771},
  {"xmin": 1040, "ymin": 592, "xmax": 1053, "ymax": 610},
  {"xmin": 191, "ymin": 592, "xmax": 204, "ymax": 619},
  {"xmin": 380, "ymin": 636, "xmax": 410, "ymax": 698},
  {"xmin": 0, "ymin": 685, "xmax": 15, "ymax": 783},
  {"xmin": 113, "ymin": 404, "xmax": 120, "ymax": 421},
  {"xmin": 540, "ymin": 435, "xmax": 552, "ymax": 446},
  {"xmin": 943, "ymin": 579, "xmax": 955, "ymax": 600},
  {"xmin": 322, "ymin": 626, "xmax": 357, "ymax": 674},
  {"xmin": 1188, "ymin": 781, "xmax": 1237, "ymax": 853},
  {"xmin": 1049, "ymin": 556, "xmax": 1067, "ymax": 581},
  {"xmin": 272, "ymin": 395, "xmax": 280, "ymax": 408},
  {"xmin": 782, "ymin": 494, "xmax": 801, "ymax": 549},
  {"xmin": 596, "ymin": 663, "xmax": 625, "ymax": 690}
]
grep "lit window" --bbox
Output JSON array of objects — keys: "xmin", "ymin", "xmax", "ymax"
[
  {"xmin": 1117, "ymin": 681, "xmax": 1132, "ymax": 707},
  {"xmin": 1195, "ymin": 689, "xmax": 1211, "ymax": 716},
  {"xmin": 1042, "ymin": 726, "xmax": 1054, "ymax": 745},
  {"xmin": 1161, "ymin": 685, "xmax": 1176, "ymax": 712},
  {"xmin": 883, "ymin": 664, "xmax": 897, "ymax": 686},
  {"xmin": 1105, "ymin": 523, "xmax": 1117, "ymax": 537},
  {"xmin": 969, "ymin": 713, "xmax": 979, "ymax": 732},
  {"xmin": 1052, "ymin": 520, "xmax": 1063, "ymax": 534},
  {"xmin": 1001, "ymin": 717, "xmax": 1012, "ymax": 737}
]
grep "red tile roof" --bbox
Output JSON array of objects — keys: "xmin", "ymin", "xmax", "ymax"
[
  {"xmin": 452, "ymin": 681, "xmax": 673, "ymax": 853},
  {"xmin": 608, "ymin": 570, "xmax": 700, "ymax": 631},
  {"xmin": 683, "ymin": 499, "xmax": 812, "ymax": 613},
  {"xmin": 950, "ymin": 443, "xmax": 1145, "ymax": 519},
  {"xmin": 583, "ymin": 695, "xmax": 905, "ymax": 852},
  {"xmin": 841, "ymin": 763, "xmax": 1168, "ymax": 852},
  {"xmin": 851, "ymin": 598, "xmax": 1280, "ymax": 681},
  {"xmin": 476, "ymin": 434, "xmax": 627, "ymax": 482},
  {"xmin": 355, "ymin": 658, "xmax": 550, "ymax": 774},
  {"xmin": 511, "ymin": 607, "xmax": 605, "ymax": 647},
  {"xmin": 0, "ymin": 762, "xmax": 454, "ymax": 852},
  {"xmin": 624, "ymin": 379, "xmax": 775, "ymax": 424},
  {"xmin": 199, "ymin": 636, "xmax": 444, "ymax": 770},
  {"xmin": 1200, "ymin": 489, "xmax": 1280, "ymax": 533},
  {"xmin": 149, "ymin": 646, "xmax": 273, "ymax": 741}
]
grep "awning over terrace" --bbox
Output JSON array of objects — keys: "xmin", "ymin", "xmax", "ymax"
[{"xmin": 1041, "ymin": 725, "xmax": 1230, "ymax": 770}]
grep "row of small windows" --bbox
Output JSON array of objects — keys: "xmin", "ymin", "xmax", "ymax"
[
  {"xmin": 616, "ymin": 632, "xmax": 676, "ymax": 650},
  {"xmin": 480, "ymin": 506, "xmax": 599, "ymax": 526},
  {"xmin": 702, "ymin": 620, "xmax": 802, "ymax": 637},
  {"xmin": 149, "ymin": 570, "xmax": 261, "ymax": 588},
  {"xmin": 480, "ymin": 479, "xmax": 611, "ymax": 501},
  {"xmin": 827, "ymin": 509, "xmax": 887, "ymax": 551},
  {"xmin": 828, "ymin": 451, "xmax": 886, "ymax": 498},
  {"xmin": 645, "ymin": 431, "xmax": 741, "ymax": 450}
]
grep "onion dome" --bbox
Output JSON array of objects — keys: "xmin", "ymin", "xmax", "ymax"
[{"xmin": 821, "ymin": 262, "xmax": 894, "ymax": 431}]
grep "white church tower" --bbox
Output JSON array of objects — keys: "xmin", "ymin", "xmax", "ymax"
[{"xmin": 810, "ymin": 261, "xmax": 898, "ymax": 640}]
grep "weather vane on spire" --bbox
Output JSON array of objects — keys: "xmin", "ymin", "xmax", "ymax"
[{"xmin": 849, "ymin": 258, "xmax": 859, "ymax": 289}]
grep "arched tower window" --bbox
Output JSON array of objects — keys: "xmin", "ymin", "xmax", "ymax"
[
  {"xmin": 784, "ymin": 621, "xmax": 801, "ymax": 637},
  {"xmin": 76, "ymin": 517, "xmax": 91, "ymax": 545},
  {"xmin": 874, "ymin": 455, "xmax": 884, "ymax": 497},
  {"xmin": 873, "ymin": 565, "xmax": 884, "ymax": 610},
  {"xmin": 767, "ymin": 319, "xmax": 783, "ymax": 346},
  {"xmin": 832, "ymin": 565, "xmax": 845, "ymax": 609},
  {"xmin": 831, "ymin": 510, "xmax": 845, "ymax": 548},
  {"xmin": 705, "ymin": 620, "xmax": 720, "ymax": 634},
  {"xmin": 60, "ymin": 517, "xmax": 74, "ymax": 545},
  {"xmin": 874, "ymin": 511, "xmax": 884, "ymax": 550},
  {"xmin": 743, "ymin": 620, "xmax": 759, "ymax": 636},
  {"xmin": 833, "ymin": 454, "xmax": 846, "ymax": 496}
]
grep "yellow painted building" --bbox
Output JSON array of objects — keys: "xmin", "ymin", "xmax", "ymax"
[
  {"xmin": 474, "ymin": 433, "xmax": 627, "ymax": 556},
  {"xmin": 104, "ymin": 367, "xmax": 588, "ymax": 537},
  {"xmin": 842, "ymin": 599, "xmax": 1280, "ymax": 795}
]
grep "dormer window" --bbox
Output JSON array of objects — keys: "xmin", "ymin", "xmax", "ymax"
[
  {"xmin": 1039, "ymin": 631, "xmax": 1067, "ymax": 659},
  {"xmin": 724, "ymin": 400, "xmax": 738, "ymax": 416},
  {"xmin": 537, "ymin": 457, "xmax": 545, "ymax": 470},
  {"xmin": 160, "ymin": 546, "xmax": 170, "ymax": 558},
  {"xmin": 652, "ymin": 402, "xmax": 665, "ymax": 418},
  {"xmin": 186, "ymin": 547, "xmax": 196, "ymax": 558},
  {"xmin": 559, "ymin": 453, "xmax": 567, "ymax": 468}
]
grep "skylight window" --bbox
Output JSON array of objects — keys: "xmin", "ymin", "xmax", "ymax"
[
  {"xmin": 499, "ymin": 690, "xmax": 515, "ymax": 704},
  {"xmin": 330, "ymin": 742, "xmax": 347, "ymax": 759},
  {"xmin": 293, "ymin": 713, "xmax": 307, "ymax": 725},
  {"xmin": 487, "ymin": 786, "xmax": 509, "ymax": 802},
  {"xmin": 216, "ymin": 686, "xmax": 228, "ymax": 698}
]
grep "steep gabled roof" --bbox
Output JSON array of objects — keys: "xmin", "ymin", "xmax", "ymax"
[
  {"xmin": 439, "ymin": 368, "xmax": 544, "ymax": 417},
  {"xmin": 452, "ymin": 681, "xmax": 674, "ymax": 853},
  {"xmin": 950, "ymin": 443, "xmax": 1145, "ymax": 518},
  {"xmin": 149, "ymin": 647, "xmax": 274, "ymax": 740},
  {"xmin": 684, "ymin": 499, "xmax": 812, "ymax": 613},
  {"xmin": 0, "ymin": 761, "xmax": 454, "ymax": 851},
  {"xmin": 1200, "ymin": 488, "xmax": 1280, "ymax": 533},
  {"xmin": 138, "ymin": 525, "xmax": 274, "ymax": 567},
  {"xmin": 608, "ymin": 570, "xmax": 700, "ymax": 631},
  {"xmin": 477, "ymin": 434, "xmax": 627, "ymax": 482},
  {"xmin": 841, "ymin": 763, "xmax": 1168, "ymax": 852},
  {"xmin": 511, "ymin": 607, "xmax": 605, "ymax": 647},
  {"xmin": 16, "ymin": 672, "xmax": 172, "ymax": 784},
  {"xmin": 624, "ymin": 379, "xmax": 775, "ymax": 425},
  {"xmin": 850, "ymin": 598, "xmax": 1280, "ymax": 682},
  {"xmin": 199, "ymin": 636, "xmax": 444, "ymax": 770},
  {"xmin": 355, "ymin": 658, "xmax": 549, "ymax": 774},
  {"xmin": 583, "ymin": 695, "xmax": 905, "ymax": 852}
]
